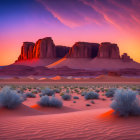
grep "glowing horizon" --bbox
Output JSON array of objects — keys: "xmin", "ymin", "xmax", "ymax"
[{"xmin": 0, "ymin": 0, "xmax": 140, "ymax": 66}]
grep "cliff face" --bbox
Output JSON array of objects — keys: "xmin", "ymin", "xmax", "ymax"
[
  {"xmin": 17, "ymin": 37, "xmax": 133, "ymax": 65},
  {"xmin": 33, "ymin": 37, "xmax": 56, "ymax": 58},
  {"xmin": 18, "ymin": 42, "xmax": 35, "ymax": 60},
  {"xmin": 98, "ymin": 42, "xmax": 120, "ymax": 59},
  {"xmin": 17, "ymin": 37, "xmax": 70, "ymax": 61},
  {"xmin": 66, "ymin": 42, "xmax": 100, "ymax": 58}
]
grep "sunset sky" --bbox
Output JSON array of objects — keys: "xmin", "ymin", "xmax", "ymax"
[{"xmin": 0, "ymin": 0, "xmax": 140, "ymax": 66}]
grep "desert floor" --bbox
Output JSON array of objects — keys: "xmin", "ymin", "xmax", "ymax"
[{"xmin": 0, "ymin": 82, "xmax": 140, "ymax": 140}]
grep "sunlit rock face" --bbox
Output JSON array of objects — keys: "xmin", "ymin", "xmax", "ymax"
[
  {"xmin": 98, "ymin": 42, "xmax": 120, "ymax": 59},
  {"xmin": 18, "ymin": 42, "xmax": 35, "ymax": 60},
  {"xmin": 121, "ymin": 53, "xmax": 133, "ymax": 62},
  {"xmin": 66, "ymin": 42, "xmax": 100, "ymax": 58},
  {"xmin": 17, "ymin": 37, "xmax": 131, "ymax": 65},
  {"xmin": 17, "ymin": 37, "xmax": 71, "ymax": 62},
  {"xmin": 33, "ymin": 37, "xmax": 56, "ymax": 58}
]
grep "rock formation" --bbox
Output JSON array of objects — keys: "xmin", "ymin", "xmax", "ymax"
[
  {"xmin": 33, "ymin": 37, "xmax": 56, "ymax": 58},
  {"xmin": 66, "ymin": 42, "xmax": 99, "ymax": 58},
  {"xmin": 18, "ymin": 42, "xmax": 35, "ymax": 60},
  {"xmin": 17, "ymin": 37, "xmax": 134, "ymax": 67},
  {"xmin": 121, "ymin": 53, "xmax": 133, "ymax": 62},
  {"xmin": 17, "ymin": 37, "xmax": 70, "ymax": 61},
  {"xmin": 98, "ymin": 42, "xmax": 120, "ymax": 59}
]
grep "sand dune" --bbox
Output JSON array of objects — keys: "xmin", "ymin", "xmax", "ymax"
[
  {"xmin": 31, "ymin": 104, "xmax": 79, "ymax": 114},
  {"xmin": 0, "ymin": 104, "xmax": 43, "ymax": 117},
  {"xmin": 0, "ymin": 108, "xmax": 140, "ymax": 140},
  {"xmin": 47, "ymin": 58, "xmax": 140, "ymax": 70},
  {"xmin": 0, "ymin": 88, "xmax": 140, "ymax": 139}
]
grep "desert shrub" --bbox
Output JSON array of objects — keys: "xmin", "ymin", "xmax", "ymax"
[
  {"xmin": 36, "ymin": 87, "xmax": 41, "ymax": 92},
  {"xmin": 95, "ymin": 89, "xmax": 100, "ymax": 93},
  {"xmin": 20, "ymin": 93, "xmax": 27, "ymax": 101},
  {"xmin": 81, "ymin": 92, "xmax": 87, "ymax": 96},
  {"xmin": 79, "ymin": 87, "xmax": 84, "ymax": 90},
  {"xmin": 123, "ymin": 86, "xmax": 127, "ymax": 89},
  {"xmin": 91, "ymin": 100, "xmax": 95, "ymax": 104},
  {"xmin": 38, "ymin": 96, "xmax": 62, "ymax": 108},
  {"xmin": 74, "ymin": 89, "xmax": 79, "ymax": 93},
  {"xmin": 17, "ymin": 89, "xmax": 23, "ymax": 94},
  {"xmin": 26, "ymin": 92, "xmax": 36, "ymax": 98},
  {"xmin": 105, "ymin": 88, "xmax": 116, "ymax": 97},
  {"xmin": 137, "ymin": 88, "xmax": 140, "ymax": 92},
  {"xmin": 60, "ymin": 93, "xmax": 64, "ymax": 96},
  {"xmin": 32, "ymin": 90, "xmax": 38, "ymax": 94},
  {"xmin": 62, "ymin": 94, "xmax": 71, "ymax": 100},
  {"xmin": 132, "ymin": 87, "xmax": 137, "ymax": 91},
  {"xmin": 0, "ymin": 86, "xmax": 22, "ymax": 109},
  {"xmin": 110, "ymin": 98, "xmax": 113, "ymax": 101},
  {"xmin": 86, "ymin": 104, "xmax": 91, "ymax": 106},
  {"xmin": 136, "ymin": 89, "xmax": 140, "ymax": 95},
  {"xmin": 105, "ymin": 89, "xmax": 108, "ymax": 92},
  {"xmin": 10, "ymin": 85, "xmax": 16, "ymax": 90},
  {"xmin": 54, "ymin": 89, "xmax": 60, "ymax": 93},
  {"xmin": 100, "ymin": 88, "xmax": 105, "ymax": 92},
  {"xmin": 111, "ymin": 89, "xmax": 140, "ymax": 116},
  {"xmin": 38, "ymin": 96, "xmax": 50, "ymax": 106},
  {"xmin": 73, "ymin": 96, "xmax": 79, "ymax": 99},
  {"xmin": 66, "ymin": 89, "xmax": 70, "ymax": 93},
  {"xmin": 84, "ymin": 91, "xmax": 99, "ymax": 100},
  {"xmin": 49, "ymin": 97, "xmax": 63, "ymax": 108},
  {"xmin": 40, "ymin": 88, "xmax": 55, "ymax": 97}
]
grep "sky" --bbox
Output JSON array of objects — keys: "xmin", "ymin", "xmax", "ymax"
[{"xmin": 0, "ymin": 0, "xmax": 140, "ymax": 65}]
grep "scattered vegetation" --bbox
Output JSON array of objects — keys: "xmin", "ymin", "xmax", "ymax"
[
  {"xmin": 54, "ymin": 89, "xmax": 61, "ymax": 93},
  {"xmin": 90, "ymin": 100, "xmax": 95, "ymax": 104},
  {"xmin": 81, "ymin": 92, "xmax": 87, "ymax": 96},
  {"xmin": 26, "ymin": 92, "xmax": 36, "ymax": 98},
  {"xmin": 86, "ymin": 104, "xmax": 91, "ymax": 106},
  {"xmin": 73, "ymin": 96, "xmax": 79, "ymax": 99},
  {"xmin": 62, "ymin": 94, "xmax": 71, "ymax": 100},
  {"xmin": 105, "ymin": 88, "xmax": 116, "ymax": 97},
  {"xmin": 40, "ymin": 88, "xmax": 55, "ymax": 97}
]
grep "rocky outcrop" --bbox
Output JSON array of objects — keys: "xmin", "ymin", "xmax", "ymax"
[
  {"xmin": 17, "ymin": 37, "xmax": 70, "ymax": 61},
  {"xmin": 66, "ymin": 42, "xmax": 99, "ymax": 58},
  {"xmin": 17, "ymin": 37, "xmax": 134, "ymax": 66},
  {"xmin": 33, "ymin": 37, "xmax": 56, "ymax": 58},
  {"xmin": 55, "ymin": 46, "xmax": 70, "ymax": 57},
  {"xmin": 98, "ymin": 42, "xmax": 120, "ymax": 59},
  {"xmin": 121, "ymin": 53, "xmax": 133, "ymax": 62},
  {"xmin": 18, "ymin": 42, "xmax": 35, "ymax": 60}
]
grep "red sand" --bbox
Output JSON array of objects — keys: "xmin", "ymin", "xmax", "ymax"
[
  {"xmin": 0, "ymin": 108, "xmax": 140, "ymax": 140},
  {"xmin": 0, "ymin": 91, "xmax": 140, "ymax": 139}
]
